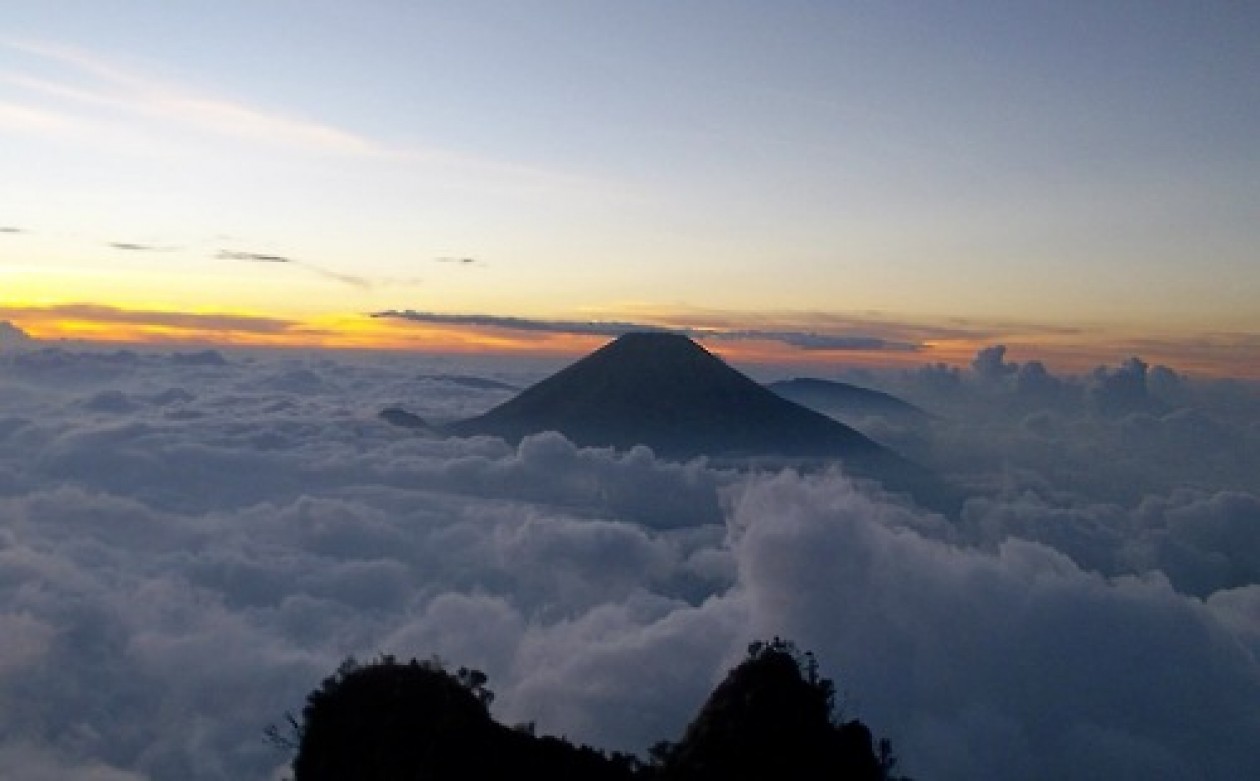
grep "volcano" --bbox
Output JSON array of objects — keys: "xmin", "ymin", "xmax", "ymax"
[
  {"xmin": 448, "ymin": 333, "xmax": 955, "ymax": 511},
  {"xmin": 449, "ymin": 333, "xmax": 879, "ymax": 457}
]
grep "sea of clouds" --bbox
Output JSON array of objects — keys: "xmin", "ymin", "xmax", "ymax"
[{"xmin": 0, "ymin": 335, "xmax": 1257, "ymax": 779}]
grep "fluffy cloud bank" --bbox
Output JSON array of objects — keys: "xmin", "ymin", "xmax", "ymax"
[
  {"xmin": 0, "ymin": 343, "xmax": 1257, "ymax": 779},
  {"xmin": 725, "ymin": 471, "xmax": 1260, "ymax": 779}
]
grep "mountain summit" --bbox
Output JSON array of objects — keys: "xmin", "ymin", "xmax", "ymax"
[
  {"xmin": 448, "ymin": 334, "xmax": 958, "ymax": 512},
  {"xmin": 449, "ymin": 332, "xmax": 882, "ymax": 459}
]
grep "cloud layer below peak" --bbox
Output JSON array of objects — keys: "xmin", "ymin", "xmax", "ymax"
[{"xmin": 0, "ymin": 339, "xmax": 1256, "ymax": 779}]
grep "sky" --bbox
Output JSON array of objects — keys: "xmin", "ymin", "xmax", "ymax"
[{"xmin": 2, "ymin": 1, "xmax": 1259, "ymax": 374}]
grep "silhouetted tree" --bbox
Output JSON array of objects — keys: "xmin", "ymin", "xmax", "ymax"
[
  {"xmin": 283, "ymin": 654, "xmax": 639, "ymax": 781},
  {"xmin": 290, "ymin": 655, "xmax": 496, "ymax": 781},
  {"xmin": 655, "ymin": 638, "xmax": 898, "ymax": 781}
]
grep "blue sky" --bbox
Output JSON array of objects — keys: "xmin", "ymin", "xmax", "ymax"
[{"xmin": 2, "ymin": 2, "xmax": 1257, "ymax": 371}]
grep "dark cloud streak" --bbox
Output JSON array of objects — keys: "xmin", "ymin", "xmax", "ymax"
[
  {"xmin": 371, "ymin": 310, "xmax": 920, "ymax": 353},
  {"xmin": 217, "ymin": 250, "xmax": 293, "ymax": 263},
  {"xmin": 373, "ymin": 310, "xmax": 672, "ymax": 338},
  {"xmin": 218, "ymin": 249, "xmax": 371, "ymax": 289},
  {"xmin": 109, "ymin": 242, "xmax": 178, "ymax": 252},
  {"xmin": 713, "ymin": 330, "xmax": 920, "ymax": 352},
  {"xmin": 308, "ymin": 266, "xmax": 371, "ymax": 290}
]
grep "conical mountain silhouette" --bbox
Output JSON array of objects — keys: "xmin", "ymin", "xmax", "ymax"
[
  {"xmin": 448, "ymin": 333, "xmax": 956, "ymax": 512},
  {"xmin": 449, "ymin": 333, "xmax": 880, "ymax": 458}
]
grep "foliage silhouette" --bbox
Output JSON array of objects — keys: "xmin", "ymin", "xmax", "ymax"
[
  {"xmin": 654, "ymin": 637, "xmax": 895, "ymax": 781},
  {"xmin": 276, "ymin": 641, "xmax": 905, "ymax": 780},
  {"xmin": 283, "ymin": 654, "xmax": 638, "ymax": 781}
]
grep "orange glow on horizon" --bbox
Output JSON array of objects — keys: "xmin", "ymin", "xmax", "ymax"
[
  {"xmin": 3, "ymin": 303, "xmax": 1257, "ymax": 380},
  {"xmin": 4, "ymin": 307, "xmax": 614, "ymax": 357}
]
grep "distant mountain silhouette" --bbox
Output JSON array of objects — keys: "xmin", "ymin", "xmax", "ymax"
[
  {"xmin": 449, "ymin": 334, "xmax": 957, "ymax": 513},
  {"xmin": 378, "ymin": 407, "xmax": 434, "ymax": 431},
  {"xmin": 416, "ymin": 373, "xmax": 520, "ymax": 392},
  {"xmin": 767, "ymin": 378, "xmax": 929, "ymax": 424},
  {"xmin": 0, "ymin": 320, "xmax": 34, "ymax": 351}
]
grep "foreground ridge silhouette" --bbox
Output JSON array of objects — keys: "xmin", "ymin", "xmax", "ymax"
[{"xmin": 278, "ymin": 639, "xmax": 904, "ymax": 780}]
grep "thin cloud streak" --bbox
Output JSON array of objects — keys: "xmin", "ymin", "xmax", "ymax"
[
  {"xmin": 648, "ymin": 306, "xmax": 1085, "ymax": 345},
  {"xmin": 306, "ymin": 266, "xmax": 371, "ymax": 291},
  {"xmin": 218, "ymin": 248, "xmax": 370, "ymax": 290},
  {"xmin": 217, "ymin": 250, "xmax": 292, "ymax": 264},
  {"xmin": 0, "ymin": 98, "xmax": 77, "ymax": 132},
  {"xmin": 371, "ymin": 310, "xmax": 921, "ymax": 353},
  {"xmin": 1, "ymin": 38, "xmax": 617, "ymax": 194},
  {"xmin": 373, "ymin": 310, "xmax": 673, "ymax": 338},
  {"xmin": 4, "ymin": 39, "xmax": 381, "ymax": 156},
  {"xmin": 109, "ymin": 242, "xmax": 177, "ymax": 252},
  {"xmin": 714, "ymin": 330, "xmax": 919, "ymax": 352},
  {"xmin": 0, "ymin": 302, "xmax": 299, "ymax": 335}
]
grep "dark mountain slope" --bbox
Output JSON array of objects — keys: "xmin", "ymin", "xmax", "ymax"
[
  {"xmin": 448, "ymin": 333, "xmax": 880, "ymax": 459},
  {"xmin": 767, "ymin": 378, "xmax": 930, "ymax": 424},
  {"xmin": 448, "ymin": 334, "xmax": 958, "ymax": 514},
  {"xmin": 416, "ymin": 373, "xmax": 520, "ymax": 392}
]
